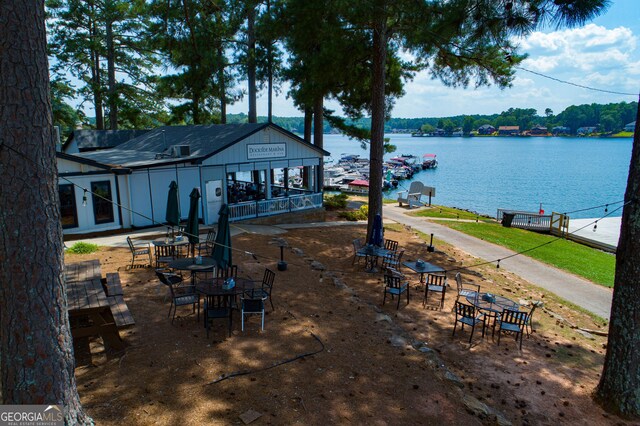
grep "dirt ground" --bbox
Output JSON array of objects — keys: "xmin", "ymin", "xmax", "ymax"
[{"xmin": 66, "ymin": 219, "xmax": 628, "ymax": 425}]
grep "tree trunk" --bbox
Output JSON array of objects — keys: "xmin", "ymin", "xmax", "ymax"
[
  {"xmin": 367, "ymin": 1, "xmax": 387, "ymax": 242},
  {"xmin": 267, "ymin": 51, "xmax": 273, "ymax": 123},
  {"xmin": 595, "ymin": 101, "xmax": 640, "ymax": 418},
  {"xmin": 218, "ymin": 46, "xmax": 227, "ymax": 124},
  {"xmin": 106, "ymin": 16, "xmax": 118, "ymax": 130},
  {"xmin": 0, "ymin": 1, "xmax": 92, "ymax": 423},
  {"xmin": 313, "ymin": 95, "xmax": 324, "ymax": 191},
  {"xmin": 193, "ymin": 93, "xmax": 201, "ymax": 124},
  {"xmin": 266, "ymin": 0, "xmax": 273, "ymax": 123},
  {"xmin": 247, "ymin": 4, "xmax": 257, "ymax": 123},
  {"xmin": 89, "ymin": 12, "xmax": 104, "ymax": 130},
  {"xmin": 92, "ymin": 47, "xmax": 104, "ymax": 130},
  {"xmin": 304, "ymin": 107, "xmax": 312, "ymax": 142}
]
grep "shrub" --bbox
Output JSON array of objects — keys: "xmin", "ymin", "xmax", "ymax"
[
  {"xmin": 323, "ymin": 193, "xmax": 348, "ymax": 210},
  {"xmin": 339, "ymin": 204, "xmax": 368, "ymax": 221},
  {"xmin": 67, "ymin": 242, "xmax": 99, "ymax": 254}
]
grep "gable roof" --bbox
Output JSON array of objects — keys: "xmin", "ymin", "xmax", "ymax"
[
  {"xmin": 60, "ymin": 123, "xmax": 330, "ymax": 169},
  {"xmin": 63, "ymin": 129, "xmax": 150, "ymax": 152}
]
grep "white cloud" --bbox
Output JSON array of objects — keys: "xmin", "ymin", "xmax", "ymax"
[{"xmin": 229, "ymin": 23, "xmax": 639, "ymax": 119}]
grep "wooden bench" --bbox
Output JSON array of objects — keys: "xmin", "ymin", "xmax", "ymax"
[
  {"xmin": 107, "ymin": 295, "xmax": 136, "ymax": 328},
  {"xmin": 104, "ymin": 272, "xmax": 124, "ymax": 296},
  {"xmin": 102, "ymin": 272, "xmax": 135, "ymax": 328}
]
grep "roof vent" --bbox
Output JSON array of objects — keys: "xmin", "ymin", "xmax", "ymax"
[{"xmin": 170, "ymin": 145, "xmax": 191, "ymax": 157}]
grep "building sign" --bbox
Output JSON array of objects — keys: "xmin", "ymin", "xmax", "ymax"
[{"xmin": 247, "ymin": 143, "xmax": 286, "ymax": 160}]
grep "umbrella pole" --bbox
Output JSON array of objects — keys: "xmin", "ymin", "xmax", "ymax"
[{"xmin": 278, "ymin": 245, "xmax": 287, "ymax": 271}]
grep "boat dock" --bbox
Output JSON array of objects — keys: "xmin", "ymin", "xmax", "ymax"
[{"xmin": 567, "ymin": 216, "xmax": 621, "ymax": 251}]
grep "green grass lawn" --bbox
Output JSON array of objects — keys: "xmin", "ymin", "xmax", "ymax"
[
  {"xmin": 411, "ymin": 205, "xmax": 495, "ymax": 222},
  {"xmin": 437, "ymin": 221, "xmax": 615, "ymax": 287}
]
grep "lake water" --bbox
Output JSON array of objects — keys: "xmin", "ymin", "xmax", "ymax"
[{"xmin": 322, "ymin": 133, "xmax": 633, "ymax": 219}]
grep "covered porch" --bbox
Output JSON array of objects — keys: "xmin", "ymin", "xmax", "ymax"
[{"xmin": 224, "ymin": 162, "xmax": 323, "ymax": 222}]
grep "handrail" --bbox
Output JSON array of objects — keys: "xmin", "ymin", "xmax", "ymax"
[
  {"xmin": 228, "ymin": 192, "xmax": 323, "ymax": 222},
  {"xmin": 501, "ymin": 210, "xmax": 552, "ymax": 232}
]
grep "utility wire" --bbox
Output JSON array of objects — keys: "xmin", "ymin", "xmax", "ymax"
[
  {"xmin": 443, "ymin": 202, "xmax": 628, "ymax": 274},
  {"xmin": 417, "ymin": 26, "xmax": 639, "ymax": 97},
  {"xmin": 562, "ymin": 199, "xmax": 625, "ymax": 215},
  {"xmin": 1, "ymin": 140, "xmax": 631, "ymax": 278},
  {"xmin": 1, "ymin": 142, "xmax": 256, "ymax": 259},
  {"xmin": 516, "ymin": 66, "xmax": 639, "ymax": 97}
]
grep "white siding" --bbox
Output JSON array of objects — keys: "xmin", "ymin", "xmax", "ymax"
[
  {"xmin": 60, "ymin": 174, "xmax": 121, "ymax": 235},
  {"xmin": 129, "ymin": 166, "xmax": 202, "ymax": 228},
  {"xmin": 117, "ymin": 174, "xmax": 132, "ymax": 229},
  {"xmin": 129, "ymin": 171, "xmax": 154, "ymax": 227},
  {"xmin": 57, "ymin": 158, "xmax": 105, "ymax": 174},
  {"xmin": 200, "ymin": 128, "xmax": 323, "ymax": 167},
  {"xmin": 176, "ymin": 167, "xmax": 201, "ymax": 220},
  {"xmin": 148, "ymin": 168, "xmax": 178, "ymax": 227}
]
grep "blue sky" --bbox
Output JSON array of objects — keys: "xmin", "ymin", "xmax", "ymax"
[{"xmin": 229, "ymin": 1, "xmax": 640, "ymax": 119}]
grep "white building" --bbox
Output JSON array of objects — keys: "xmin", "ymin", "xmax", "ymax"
[{"xmin": 57, "ymin": 123, "xmax": 329, "ymax": 235}]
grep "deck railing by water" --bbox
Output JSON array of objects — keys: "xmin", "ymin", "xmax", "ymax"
[
  {"xmin": 229, "ymin": 193, "xmax": 323, "ymax": 222},
  {"xmin": 497, "ymin": 209, "xmax": 552, "ymax": 232}
]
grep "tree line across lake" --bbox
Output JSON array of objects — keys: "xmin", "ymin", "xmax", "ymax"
[{"xmin": 231, "ymin": 101, "xmax": 637, "ymax": 136}]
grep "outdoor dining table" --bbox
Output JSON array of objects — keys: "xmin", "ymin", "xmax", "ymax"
[
  {"xmin": 153, "ymin": 239, "xmax": 190, "ymax": 249},
  {"xmin": 194, "ymin": 277, "xmax": 256, "ymax": 297},
  {"xmin": 402, "ymin": 260, "xmax": 445, "ymax": 283},
  {"xmin": 168, "ymin": 256, "xmax": 218, "ymax": 282},
  {"xmin": 153, "ymin": 238, "xmax": 190, "ymax": 256},
  {"xmin": 466, "ymin": 292, "xmax": 519, "ymax": 336},
  {"xmin": 194, "ymin": 277, "xmax": 257, "ymax": 330},
  {"xmin": 357, "ymin": 245, "xmax": 392, "ymax": 273}
]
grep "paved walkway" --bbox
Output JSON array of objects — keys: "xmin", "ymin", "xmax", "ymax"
[{"xmin": 383, "ymin": 205, "xmax": 613, "ymax": 320}]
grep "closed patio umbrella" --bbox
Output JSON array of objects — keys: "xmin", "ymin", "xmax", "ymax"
[
  {"xmin": 185, "ymin": 188, "xmax": 201, "ymax": 255},
  {"xmin": 212, "ymin": 203, "xmax": 232, "ymax": 268},
  {"xmin": 369, "ymin": 213, "xmax": 383, "ymax": 247},
  {"xmin": 165, "ymin": 181, "xmax": 180, "ymax": 236}
]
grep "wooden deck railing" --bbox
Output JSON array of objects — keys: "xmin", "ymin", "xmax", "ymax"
[
  {"xmin": 229, "ymin": 193, "xmax": 323, "ymax": 222},
  {"xmin": 497, "ymin": 209, "xmax": 552, "ymax": 232}
]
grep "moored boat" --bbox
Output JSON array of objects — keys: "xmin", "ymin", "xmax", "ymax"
[{"xmin": 422, "ymin": 153, "xmax": 438, "ymax": 169}]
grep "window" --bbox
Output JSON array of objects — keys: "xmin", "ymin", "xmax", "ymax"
[
  {"xmin": 59, "ymin": 184, "xmax": 78, "ymax": 228},
  {"xmin": 91, "ymin": 181, "xmax": 114, "ymax": 224}
]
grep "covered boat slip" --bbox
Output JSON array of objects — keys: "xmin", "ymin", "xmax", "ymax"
[{"xmin": 57, "ymin": 124, "xmax": 328, "ymax": 235}]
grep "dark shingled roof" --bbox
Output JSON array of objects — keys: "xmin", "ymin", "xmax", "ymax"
[
  {"xmin": 114, "ymin": 123, "xmax": 267, "ymax": 155},
  {"xmin": 67, "ymin": 123, "xmax": 330, "ymax": 169},
  {"xmin": 64, "ymin": 129, "xmax": 151, "ymax": 152}
]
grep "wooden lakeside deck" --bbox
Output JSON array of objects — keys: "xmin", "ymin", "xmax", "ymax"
[{"xmin": 497, "ymin": 209, "xmax": 618, "ymax": 253}]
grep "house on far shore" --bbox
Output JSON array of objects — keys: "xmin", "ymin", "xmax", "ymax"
[
  {"xmin": 577, "ymin": 126, "xmax": 597, "ymax": 136},
  {"xmin": 498, "ymin": 125, "xmax": 520, "ymax": 136},
  {"xmin": 477, "ymin": 124, "xmax": 495, "ymax": 135},
  {"xmin": 57, "ymin": 123, "xmax": 329, "ymax": 235},
  {"xmin": 552, "ymin": 126, "xmax": 571, "ymax": 135},
  {"xmin": 528, "ymin": 125, "xmax": 549, "ymax": 136},
  {"xmin": 624, "ymin": 121, "xmax": 636, "ymax": 132}
]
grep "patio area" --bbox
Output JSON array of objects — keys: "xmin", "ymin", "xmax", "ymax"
[{"xmin": 67, "ymin": 224, "xmax": 620, "ymax": 425}]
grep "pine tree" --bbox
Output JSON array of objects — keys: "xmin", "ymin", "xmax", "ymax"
[
  {"xmin": 48, "ymin": 0, "xmax": 160, "ymax": 130},
  {"xmin": 1, "ymin": 1, "xmax": 91, "ymax": 423}
]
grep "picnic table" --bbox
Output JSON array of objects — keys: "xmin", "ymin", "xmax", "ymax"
[{"xmin": 64, "ymin": 260, "xmax": 131, "ymax": 351}]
